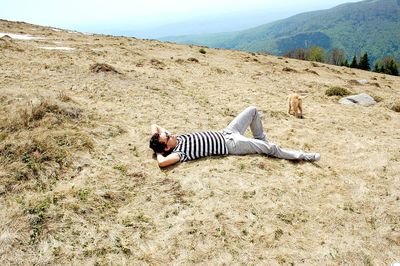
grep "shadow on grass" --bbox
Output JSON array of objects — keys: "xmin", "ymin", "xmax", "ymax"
[{"xmin": 151, "ymin": 152, "xmax": 322, "ymax": 171}]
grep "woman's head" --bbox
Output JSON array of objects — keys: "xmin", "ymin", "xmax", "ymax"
[{"xmin": 149, "ymin": 132, "xmax": 174, "ymax": 154}]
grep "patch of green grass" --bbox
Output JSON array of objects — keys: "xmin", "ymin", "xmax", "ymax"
[
  {"xmin": 113, "ymin": 163, "xmax": 128, "ymax": 175},
  {"xmin": 129, "ymin": 145, "xmax": 139, "ymax": 157},
  {"xmin": 343, "ymin": 202, "xmax": 361, "ymax": 213},
  {"xmin": 215, "ymin": 227, "xmax": 226, "ymax": 237},
  {"xmin": 25, "ymin": 197, "xmax": 52, "ymax": 244},
  {"xmin": 363, "ymin": 253, "xmax": 374, "ymax": 266},
  {"xmin": 277, "ymin": 213, "xmax": 294, "ymax": 225},
  {"xmin": 0, "ymin": 132, "xmax": 7, "ymax": 141},
  {"xmin": 52, "ymin": 246, "xmax": 61, "ymax": 257},
  {"xmin": 76, "ymin": 188, "xmax": 91, "ymax": 201},
  {"xmin": 325, "ymin": 86, "xmax": 351, "ymax": 97},
  {"xmin": 243, "ymin": 190, "xmax": 256, "ymax": 199},
  {"xmin": 115, "ymin": 237, "xmax": 132, "ymax": 255},
  {"xmin": 136, "ymin": 211, "xmax": 151, "ymax": 224}
]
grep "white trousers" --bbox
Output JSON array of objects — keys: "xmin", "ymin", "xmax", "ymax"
[{"xmin": 222, "ymin": 106, "xmax": 316, "ymax": 160}]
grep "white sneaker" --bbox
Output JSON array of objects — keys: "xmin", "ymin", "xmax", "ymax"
[{"xmin": 304, "ymin": 153, "xmax": 320, "ymax": 161}]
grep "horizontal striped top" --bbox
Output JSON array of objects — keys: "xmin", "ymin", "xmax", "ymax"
[{"xmin": 173, "ymin": 131, "xmax": 228, "ymax": 162}]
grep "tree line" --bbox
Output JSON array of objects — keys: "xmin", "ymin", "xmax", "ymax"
[{"xmin": 284, "ymin": 46, "xmax": 399, "ymax": 76}]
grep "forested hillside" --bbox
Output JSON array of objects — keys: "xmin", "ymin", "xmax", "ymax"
[{"xmin": 162, "ymin": 0, "xmax": 400, "ymax": 64}]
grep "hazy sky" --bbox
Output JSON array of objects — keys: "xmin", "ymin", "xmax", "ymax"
[{"xmin": 1, "ymin": 0, "xmax": 362, "ymax": 37}]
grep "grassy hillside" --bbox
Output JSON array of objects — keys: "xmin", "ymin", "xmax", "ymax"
[
  {"xmin": 1, "ymin": 19, "xmax": 400, "ymax": 265},
  {"xmin": 162, "ymin": 0, "xmax": 400, "ymax": 63}
]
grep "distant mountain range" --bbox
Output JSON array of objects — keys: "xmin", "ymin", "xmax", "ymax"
[{"xmin": 161, "ymin": 0, "xmax": 400, "ymax": 63}]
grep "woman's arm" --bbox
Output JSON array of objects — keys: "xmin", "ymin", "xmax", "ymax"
[
  {"xmin": 151, "ymin": 124, "xmax": 170, "ymax": 135},
  {"xmin": 157, "ymin": 152, "xmax": 180, "ymax": 168}
]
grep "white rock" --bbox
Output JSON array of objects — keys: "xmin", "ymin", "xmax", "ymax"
[
  {"xmin": 357, "ymin": 79, "xmax": 368, "ymax": 84},
  {"xmin": 39, "ymin": 46, "xmax": 75, "ymax": 51},
  {"xmin": 339, "ymin": 93, "xmax": 376, "ymax": 106},
  {"xmin": 0, "ymin": 32, "xmax": 44, "ymax": 40}
]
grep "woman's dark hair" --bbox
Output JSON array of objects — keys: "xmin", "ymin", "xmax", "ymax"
[{"xmin": 149, "ymin": 133, "xmax": 166, "ymax": 153}]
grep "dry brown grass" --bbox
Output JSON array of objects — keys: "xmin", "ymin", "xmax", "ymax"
[
  {"xmin": 0, "ymin": 35, "xmax": 24, "ymax": 52},
  {"xmin": 89, "ymin": 63, "xmax": 121, "ymax": 74},
  {"xmin": 1, "ymin": 99, "xmax": 82, "ymax": 132},
  {"xmin": 57, "ymin": 91, "xmax": 72, "ymax": 102},
  {"xmin": 325, "ymin": 86, "xmax": 352, "ymax": 97},
  {"xmin": 390, "ymin": 100, "xmax": 400, "ymax": 112},
  {"xmin": 0, "ymin": 97, "xmax": 93, "ymax": 258},
  {"xmin": 0, "ymin": 19, "xmax": 399, "ymax": 265},
  {"xmin": 0, "ymin": 99, "xmax": 92, "ymax": 190}
]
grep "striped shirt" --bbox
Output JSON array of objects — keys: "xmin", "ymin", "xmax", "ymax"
[{"xmin": 173, "ymin": 131, "xmax": 228, "ymax": 162}]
